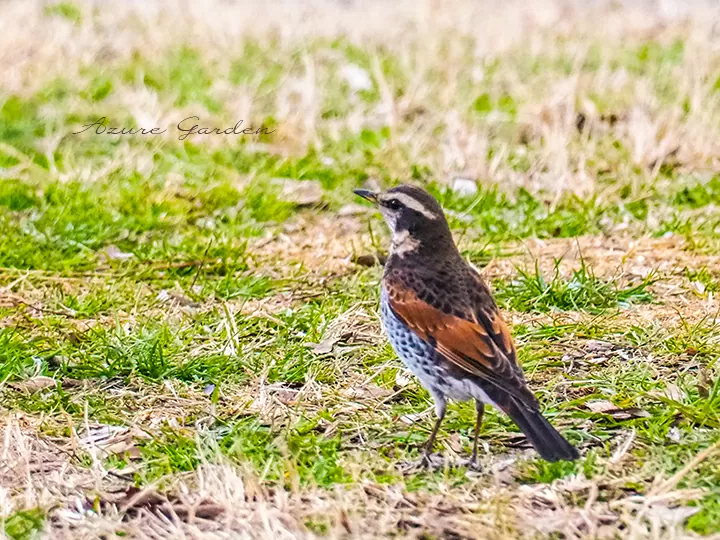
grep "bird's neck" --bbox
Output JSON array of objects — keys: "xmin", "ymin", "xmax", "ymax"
[{"xmin": 388, "ymin": 227, "xmax": 460, "ymax": 265}]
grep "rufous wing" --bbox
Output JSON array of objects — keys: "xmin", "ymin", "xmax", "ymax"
[{"xmin": 384, "ymin": 276, "xmax": 537, "ymax": 407}]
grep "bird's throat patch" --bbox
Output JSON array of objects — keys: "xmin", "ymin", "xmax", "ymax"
[{"xmin": 391, "ymin": 229, "xmax": 421, "ymax": 256}]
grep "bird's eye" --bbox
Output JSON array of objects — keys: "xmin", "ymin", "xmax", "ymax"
[{"xmin": 386, "ymin": 199, "xmax": 402, "ymax": 210}]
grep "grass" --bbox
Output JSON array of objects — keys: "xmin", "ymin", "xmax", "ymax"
[
  {"xmin": 2, "ymin": 509, "xmax": 45, "ymax": 540},
  {"xmin": 1, "ymin": 0, "xmax": 720, "ymax": 538},
  {"xmin": 495, "ymin": 257, "xmax": 657, "ymax": 313}
]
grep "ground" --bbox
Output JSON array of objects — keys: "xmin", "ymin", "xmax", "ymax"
[{"xmin": 1, "ymin": 1, "xmax": 720, "ymax": 538}]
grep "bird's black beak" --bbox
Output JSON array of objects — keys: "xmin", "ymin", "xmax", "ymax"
[{"xmin": 353, "ymin": 189, "xmax": 378, "ymax": 204}]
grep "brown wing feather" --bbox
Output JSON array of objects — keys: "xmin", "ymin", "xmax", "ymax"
[{"xmin": 385, "ymin": 275, "xmax": 537, "ymax": 407}]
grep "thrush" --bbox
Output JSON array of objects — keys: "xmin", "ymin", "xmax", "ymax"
[{"xmin": 354, "ymin": 184, "xmax": 579, "ymax": 465}]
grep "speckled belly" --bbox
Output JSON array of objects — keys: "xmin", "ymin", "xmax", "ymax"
[{"xmin": 380, "ymin": 286, "xmax": 496, "ymax": 406}]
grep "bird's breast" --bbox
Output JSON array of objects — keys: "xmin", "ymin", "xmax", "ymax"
[{"xmin": 380, "ymin": 286, "xmax": 444, "ymax": 387}]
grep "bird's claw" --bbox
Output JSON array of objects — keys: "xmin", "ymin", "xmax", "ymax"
[
  {"xmin": 400, "ymin": 452, "xmax": 483, "ymax": 473},
  {"xmin": 458, "ymin": 456, "xmax": 482, "ymax": 471},
  {"xmin": 399, "ymin": 452, "xmax": 445, "ymax": 473}
]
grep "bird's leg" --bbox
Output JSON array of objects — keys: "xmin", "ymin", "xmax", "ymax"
[
  {"xmin": 424, "ymin": 411, "xmax": 445, "ymax": 458},
  {"xmin": 419, "ymin": 397, "xmax": 446, "ymax": 467},
  {"xmin": 469, "ymin": 401, "xmax": 485, "ymax": 467},
  {"xmin": 399, "ymin": 397, "xmax": 446, "ymax": 473}
]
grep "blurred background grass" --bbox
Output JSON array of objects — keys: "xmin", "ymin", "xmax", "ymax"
[
  {"xmin": 3, "ymin": 0, "xmax": 720, "ymax": 272},
  {"xmin": 3, "ymin": 0, "xmax": 720, "ymax": 261}
]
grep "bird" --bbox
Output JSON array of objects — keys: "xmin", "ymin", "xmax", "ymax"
[{"xmin": 354, "ymin": 184, "xmax": 579, "ymax": 466}]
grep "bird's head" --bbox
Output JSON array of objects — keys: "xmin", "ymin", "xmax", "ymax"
[{"xmin": 354, "ymin": 184, "xmax": 455, "ymax": 257}]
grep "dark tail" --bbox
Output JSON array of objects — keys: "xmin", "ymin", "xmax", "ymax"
[{"xmin": 505, "ymin": 399, "xmax": 579, "ymax": 462}]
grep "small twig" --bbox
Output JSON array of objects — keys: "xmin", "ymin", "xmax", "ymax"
[
  {"xmin": 146, "ymin": 259, "xmax": 217, "ymax": 271},
  {"xmin": 106, "ymin": 469, "xmax": 136, "ymax": 482},
  {"xmin": 15, "ymin": 300, "xmax": 76, "ymax": 318},
  {"xmin": 190, "ymin": 238, "xmax": 214, "ymax": 291},
  {"xmin": 610, "ymin": 429, "xmax": 636, "ymax": 464}
]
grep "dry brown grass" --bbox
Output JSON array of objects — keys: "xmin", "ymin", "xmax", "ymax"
[{"xmin": 3, "ymin": 412, "xmax": 717, "ymax": 539}]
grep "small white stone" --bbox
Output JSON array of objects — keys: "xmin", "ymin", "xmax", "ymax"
[
  {"xmin": 451, "ymin": 177, "xmax": 478, "ymax": 197},
  {"xmin": 341, "ymin": 64, "xmax": 373, "ymax": 91}
]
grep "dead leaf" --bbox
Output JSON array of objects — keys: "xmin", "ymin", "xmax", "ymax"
[
  {"xmin": 98, "ymin": 486, "xmax": 225, "ymax": 521},
  {"xmin": 610, "ymin": 408, "xmax": 651, "ymax": 420},
  {"xmin": 585, "ymin": 400, "xmax": 617, "ymax": 413},
  {"xmin": 78, "ymin": 424, "xmax": 147, "ymax": 457},
  {"xmin": 306, "ymin": 336, "xmax": 340, "ymax": 355},
  {"xmin": 697, "ymin": 369, "xmax": 712, "ymax": 399},
  {"xmin": 585, "ymin": 340, "xmax": 614, "ymax": 352},
  {"xmin": 60, "ymin": 377, "xmax": 87, "ymax": 388},
  {"xmin": 399, "ymin": 413, "xmax": 425, "ymax": 425},
  {"xmin": 275, "ymin": 179, "xmax": 324, "ymax": 207},
  {"xmin": 504, "ymin": 432, "xmax": 533, "ymax": 448},
  {"xmin": 271, "ymin": 387, "xmax": 300, "ymax": 405},
  {"xmin": 102, "ymin": 245, "xmax": 134, "ymax": 261},
  {"xmin": 9, "ymin": 376, "xmax": 56, "ymax": 393},
  {"xmin": 157, "ymin": 290, "xmax": 199, "ymax": 307},
  {"xmin": 121, "ymin": 447, "xmax": 142, "ymax": 460},
  {"xmin": 341, "ymin": 384, "xmax": 393, "ymax": 401},
  {"xmin": 586, "ymin": 400, "xmax": 651, "ymax": 419},
  {"xmin": 446, "ymin": 432, "xmax": 464, "ymax": 453},
  {"xmin": 649, "ymin": 383, "xmax": 684, "ymax": 402}
]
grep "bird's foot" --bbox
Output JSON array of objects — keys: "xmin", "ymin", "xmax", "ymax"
[
  {"xmin": 458, "ymin": 455, "xmax": 482, "ymax": 471},
  {"xmin": 399, "ymin": 452, "xmax": 445, "ymax": 473}
]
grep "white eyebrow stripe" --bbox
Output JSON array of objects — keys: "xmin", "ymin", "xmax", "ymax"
[{"xmin": 382, "ymin": 192, "xmax": 439, "ymax": 220}]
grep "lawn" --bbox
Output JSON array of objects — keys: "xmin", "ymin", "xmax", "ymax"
[{"xmin": 1, "ymin": 1, "xmax": 720, "ymax": 538}]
